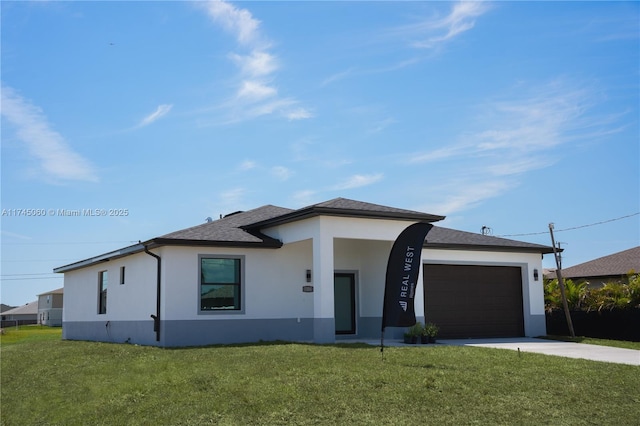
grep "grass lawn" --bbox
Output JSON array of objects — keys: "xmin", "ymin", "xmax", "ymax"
[{"xmin": 2, "ymin": 328, "xmax": 639, "ymax": 425}]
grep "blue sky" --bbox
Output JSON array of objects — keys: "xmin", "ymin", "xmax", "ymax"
[{"xmin": 1, "ymin": 1, "xmax": 638, "ymax": 306}]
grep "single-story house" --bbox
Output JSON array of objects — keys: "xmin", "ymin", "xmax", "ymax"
[
  {"xmin": 0, "ymin": 304, "xmax": 15, "ymax": 314},
  {"xmin": 544, "ymin": 246, "xmax": 640, "ymax": 287},
  {"xmin": 1, "ymin": 301, "xmax": 38, "ymax": 326},
  {"xmin": 55, "ymin": 198, "xmax": 554, "ymax": 347},
  {"xmin": 38, "ymin": 288, "xmax": 64, "ymax": 326}
]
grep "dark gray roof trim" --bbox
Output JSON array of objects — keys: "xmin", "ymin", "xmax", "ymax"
[
  {"xmin": 425, "ymin": 226, "xmax": 555, "ymax": 254},
  {"xmin": 245, "ymin": 198, "xmax": 445, "ymax": 229},
  {"xmin": 54, "ymin": 243, "xmax": 146, "ymax": 273}
]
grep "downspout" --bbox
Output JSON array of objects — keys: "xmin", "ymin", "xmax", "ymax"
[{"xmin": 143, "ymin": 245, "xmax": 161, "ymax": 342}]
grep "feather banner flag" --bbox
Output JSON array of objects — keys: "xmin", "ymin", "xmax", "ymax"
[{"xmin": 381, "ymin": 222, "xmax": 433, "ymax": 353}]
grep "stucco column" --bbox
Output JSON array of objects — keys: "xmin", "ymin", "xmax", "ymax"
[{"xmin": 312, "ymin": 227, "xmax": 335, "ymax": 343}]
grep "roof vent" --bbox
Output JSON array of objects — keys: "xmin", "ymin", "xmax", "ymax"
[{"xmin": 223, "ymin": 211, "xmax": 244, "ymax": 218}]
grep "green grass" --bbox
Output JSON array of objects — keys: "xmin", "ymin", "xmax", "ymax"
[
  {"xmin": 2, "ymin": 329, "xmax": 639, "ymax": 425},
  {"xmin": 0, "ymin": 325, "xmax": 62, "ymax": 345}
]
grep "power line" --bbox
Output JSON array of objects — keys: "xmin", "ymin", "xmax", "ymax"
[
  {"xmin": 2, "ymin": 259, "xmax": 78, "ymax": 263},
  {"xmin": 0, "ymin": 277, "xmax": 62, "ymax": 281},
  {"xmin": 3, "ymin": 240, "xmax": 138, "ymax": 245},
  {"xmin": 1, "ymin": 273, "xmax": 59, "ymax": 277},
  {"xmin": 498, "ymin": 212, "xmax": 639, "ymax": 237}
]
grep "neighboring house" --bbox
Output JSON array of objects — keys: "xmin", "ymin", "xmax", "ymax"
[
  {"xmin": 0, "ymin": 304, "xmax": 15, "ymax": 314},
  {"xmin": 545, "ymin": 246, "xmax": 640, "ymax": 287},
  {"xmin": 55, "ymin": 198, "xmax": 554, "ymax": 347},
  {"xmin": 38, "ymin": 288, "xmax": 64, "ymax": 326},
  {"xmin": 1, "ymin": 301, "xmax": 38, "ymax": 326}
]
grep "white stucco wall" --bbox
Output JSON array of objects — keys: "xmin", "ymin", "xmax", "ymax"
[
  {"xmin": 334, "ymin": 238, "xmax": 391, "ymax": 318},
  {"xmin": 62, "ymin": 251, "xmax": 158, "ymax": 322},
  {"xmin": 161, "ymin": 241, "xmax": 314, "ymax": 321}
]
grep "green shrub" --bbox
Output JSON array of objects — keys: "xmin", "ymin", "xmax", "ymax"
[
  {"xmin": 588, "ymin": 281, "xmax": 631, "ymax": 311},
  {"xmin": 545, "ymin": 272, "xmax": 639, "ymax": 312},
  {"xmin": 407, "ymin": 322, "xmax": 424, "ymax": 337},
  {"xmin": 544, "ymin": 279, "xmax": 587, "ymax": 312},
  {"xmin": 628, "ymin": 272, "xmax": 640, "ymax": 308}
]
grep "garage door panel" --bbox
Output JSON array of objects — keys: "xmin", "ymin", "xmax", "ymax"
[{"xmin": 424, "ymin": 264, "xmax": 524, "ymax": 338}]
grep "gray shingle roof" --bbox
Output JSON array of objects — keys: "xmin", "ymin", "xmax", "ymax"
[
  {"xmin": 425, "ymin": 226, "xmax": 555, "ymax": 253},
  {"xmin": 246, "ymin": 197, "xmax": 445, "ymax": 228},
  {"xmin": 557, "ymin": 246, "xmax": 640, "ymax": 279},
  {"xmin": 54, "ymin": 197, "xmax": 554, "ymax": 273},
  {"xmin": 2, "ymin": 300, "xmax": 38, "ymax": 316},
  {"xmin": 37, "ymin": 287, "xmax": 64, "ymax": 296},
  {"xmin": 0, "ymin": 304, "xmax": 16, "ymax": 313},
  {"xmin": 157, "ymin": 205, "xmax": 293, "ymax": 246}
]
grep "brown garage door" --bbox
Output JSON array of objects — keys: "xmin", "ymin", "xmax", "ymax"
[{"xmin": 423, "ymin": 264, "xmax": 524, "ymax": 338}]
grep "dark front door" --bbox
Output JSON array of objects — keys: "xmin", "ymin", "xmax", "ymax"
[{"xmin": 334, "ymin": 273, "xmax": 356, "ymax": 335}]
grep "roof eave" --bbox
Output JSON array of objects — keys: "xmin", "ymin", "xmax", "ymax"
[
  {"xmin": 149, "ymin": 237, "xmax": 283, "ymax": 249},
  {"xmin": 246, "ymin": 207, "xmax": 445, "ymax": 229},
  {"xmin": 424, "ymin": 242, "xmax": 555, "ymax": 254},
  {"xmin": 54, "ymin": 243, "xmax": 147, "ymax": 273},
  {"xmin": 54, "ymin": 237, "xmax": 283, "ymax": 273}
]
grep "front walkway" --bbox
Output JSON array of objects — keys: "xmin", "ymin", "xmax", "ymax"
[{"xmin": 353, "ymin": 337, "xmax": 640, "ymax": 366}]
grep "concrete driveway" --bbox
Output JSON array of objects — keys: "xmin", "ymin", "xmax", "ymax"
[{"xmin": 439, "ymin": 337, "xmax": 640, "ymax": 366}]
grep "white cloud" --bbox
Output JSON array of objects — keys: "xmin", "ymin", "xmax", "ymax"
[
  {"xmin": 238, "ymin": 160, "xmax": 256, "ymax": 170},
  {"xmin": 199, "ymin": 1, "xmax": 311, "ymax": 124},
  {"xmin": 332, "ymin": 173, "xmax": 383, "ymax": 190},
  {"xmin": 392, "ymin": 1, "xmax": 490, "ymax": 50},
  {"xmin": 368, "ymin": 117, "xmax": 396, "ymax": 134},
  {"xmin": 1, "ymin": 85, "xmax": 98, "ymax": 183},
  {"xmin": 137, "ymin": 104, "xmax": 172, "ymax": 128},
  {"xmin": 286, "ymin": 108, "xmax": 314, "ymax": 121},
  {"xmin": 247, "ymin": 98, "xmax": 296, "ymax": 118},
  {"xmin": 487, "ymin": 157, "xmax": 554, "ymax": 176},
  {"xmin": 321, "ymin": 68, "xmax": 355, "ymax": 87},
  {"xmin": 219, "ymin": 187, "xmax": 246, "ymax": 207},
  {"xmin": 409, "ymin": 79, "xmax": 620, "ymax": 215},
  {"xmin": 230, "ymin": 51, "xmax": 278, "ymax": 76},
  {"xmin": 271, "ymin": 166, "xmax": 293, "ymax": 181},
  {"xmin": 237, "ymin": 80, "xmax": 277, "ymax": 101},
  {"xmin": 411, "ymin": 81, "xmax": 599, "ymax": 164},
  {"xmin": 198, "ymin": 0, "xmax": 261, "ymax": 46},
  {"xmin": 423, "ymin": 180, "xmax": 513, "ymax": 216},
  {"xmin": 292, "ymin": 190, "xmax": 318, "ymax": 207},
  {"xmin": 409, "ymin": 145, "xmax": 468, "ymax": 163}
]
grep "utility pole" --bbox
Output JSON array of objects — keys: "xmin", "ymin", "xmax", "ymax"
[
  {"xmin": 555, "ymin": 241, "xmax": 567, "ymax": 269},
  {"xmin": 549, "ymin": 223, "xmax": 575, "ymax": 338}
]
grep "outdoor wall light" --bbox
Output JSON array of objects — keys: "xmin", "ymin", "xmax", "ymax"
[
  {"xmin": 306, "ymin": 269, "xmax": 312, "ymax": 283},
  {"xmin": 533, "ymin": 269, "xmax": 539, "ymax": 281}
]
